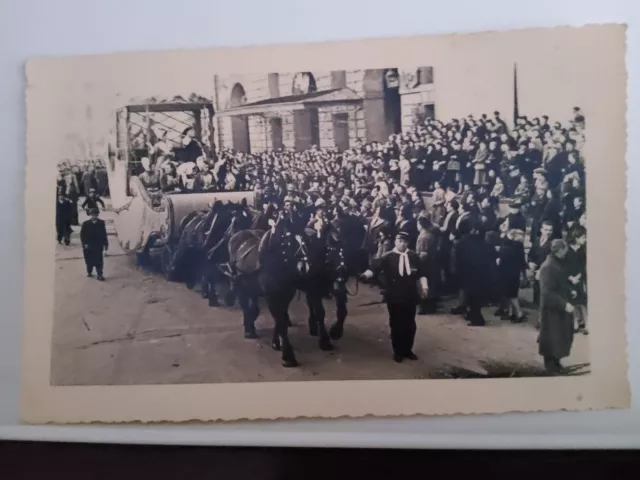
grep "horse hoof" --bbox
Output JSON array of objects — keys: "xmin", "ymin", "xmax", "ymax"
[
  {"xmin": 319, "ymin": 340, "xmax": 334, "ymax": 352},
  {"xmin": 308, "ymin": 327, "xmax": 318, "ymax": 337},
  {"xmin": 329, "ymin": 326, "xmax": 343, "ymax": 340},
  {"xmin": 271, "ymin": 342, "xmax": 281, "ymax": 351},
  {"xmin": 244, "ymin": 331, "xmax": 259, "ymax": 339},
  {"xmin": 208, "ymin": 298, "xmax": 220, "ymax": 307},
  {"xmin": 282, "ymin": 359, "xmax": 299, "ymax": 368}
]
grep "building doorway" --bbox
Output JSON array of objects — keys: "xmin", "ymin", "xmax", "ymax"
[
  {"xmin": 332, "ymin": 113, "xmax": 350, "ymax": 151},
  {"xmin": 383, "ymin": 68, "xmax": 402, "ymax": 135},
  {"xmin": 269, "ymin": 117, "xmax": 284, "ymax": 150},
  {"xmin": 424, "ymin": 103, "xmax": 436, "ymax": 120},
  {"xmin": 230, "ymin": 83, "xmax": 250, "ymax": 153}
]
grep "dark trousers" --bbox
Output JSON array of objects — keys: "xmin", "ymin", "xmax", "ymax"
[
  {"xmin": 386, "ymin": 301, "xmax": 417, "ymax": 355},
  {"xmin": 533, "ymin": 280, "xmax": 541, "ymax": 306},
  {"xmin": 70, "ymin": 197, "xmax": 79, "ymax": 226},
  {"xmin": 56, "ymin": 221, "xmax": 71, "ymax": 245},
  {"xmin": 465, "ymin": 289, "xmax": 485, "ymax": 325},
  {"xmin": 439, "ymin": 242, "xmax": 455, "ymax": 292},
  {"xmin": 83, "ymin": 247, "xmax": 104, "ymax": 276}
]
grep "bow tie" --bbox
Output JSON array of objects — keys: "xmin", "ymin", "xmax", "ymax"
[{"xmin": 393, "ymin": 249, "xmax": 411, "ymax": 276}]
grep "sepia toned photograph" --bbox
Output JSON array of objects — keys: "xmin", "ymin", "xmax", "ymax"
[{"xmin": 22, "ymin": 24, "xmax": 629, "ymax": 423}]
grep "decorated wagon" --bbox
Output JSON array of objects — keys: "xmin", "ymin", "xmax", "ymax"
[{"xmin": 104, "ymin": 95, "xmax": 255, "ymax": 277}]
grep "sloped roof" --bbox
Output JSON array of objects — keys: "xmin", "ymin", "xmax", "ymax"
[
  {"xmin": 124, "ymin": 93, "xmax": 213, "ymax": 113},
  {"xmin": 218, "ymin": 88, "xmax": 362, "ymax": 116}
]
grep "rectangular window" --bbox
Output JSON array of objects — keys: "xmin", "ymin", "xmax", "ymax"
[
  {"xmin": 418, "ymin": 66, "xmax": 434, "ymax": 84},
  {"xmin": 269, "ymin": 117, "xmax": 283, "ymax": 150},
  {"xmin": 423, "ymin": 103, "xmax": 436, "ymax": 119},
  {"xmin": 333, "ymin": 112, "xmax": 350, "ymax": 151}
]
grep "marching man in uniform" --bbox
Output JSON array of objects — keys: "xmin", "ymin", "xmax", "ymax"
[
  {"xmin": 80, "ymin": 207, "xmax": 109, "ymax": 281},
  {"xmin": 360, "ymin": 231, "xmax": 428, "ymax": 363}
]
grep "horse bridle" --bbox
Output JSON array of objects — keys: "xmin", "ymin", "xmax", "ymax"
[{"xmin": 291, "ymin": 234, "xmax": 309, "ymax": 263}]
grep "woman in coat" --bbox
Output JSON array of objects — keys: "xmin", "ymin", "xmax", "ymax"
[
  {"xmin": 63, "ymin": 167, "xmax": 80, "ymax": 226},
  {"xmin": 472, "ymin": 141, "xmax": 489, "ymax": 186},
  {"xmin": 537, "ymin": 239, "xmax": 575, "ymax": 373},
  {"xmin": 497, "ymin": 229, "xmax": 527, "ymax": 322}
]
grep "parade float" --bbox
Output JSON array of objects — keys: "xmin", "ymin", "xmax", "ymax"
[{"xmin": 105, "ymin": 95, "xmax": 255, "ymax": 276}]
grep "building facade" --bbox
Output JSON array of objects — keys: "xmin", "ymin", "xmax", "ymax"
[{"xmin": 212, "ymin": 67, "xmax": 435, "ymax": 154}]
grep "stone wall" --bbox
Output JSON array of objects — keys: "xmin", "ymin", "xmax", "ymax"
[
  {"xmin": 398, "ymin": 68, "xmax": 437, "ymax": 132},
  {"xmin": 213, "ymin": 68, "xmax": 434, "ymax": 153}
]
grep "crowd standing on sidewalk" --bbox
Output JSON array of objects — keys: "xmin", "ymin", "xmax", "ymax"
[{"xmin": 55, "ymin": 107, "xmax": 588, "ymax": 372}]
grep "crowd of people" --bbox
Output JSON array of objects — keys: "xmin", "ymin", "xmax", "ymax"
[
  {"xmin": 55, "ymin": 159, "xmax": 109, "ymax": 245},
  {"xmin": 56, "ymin": 107, "xmax": 588, "ymax": 372}
]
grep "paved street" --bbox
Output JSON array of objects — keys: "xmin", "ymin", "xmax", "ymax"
[{"xmin": 51, "ymin": 204, "xmax": 589, "ymax": 386}]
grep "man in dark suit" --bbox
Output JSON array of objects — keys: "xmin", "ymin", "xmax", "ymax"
[
  {"xmin": 528, "ymin": 221, "xmax": 555, "ymax": 306},
  {"xmin": 395, "ymin": 203, "xmax": 418, "ymax": 249},
  {"xmin": 455, "ymin": 219, "xmax": 494, "ymax": 326},
  {"xmin": 438, "ymin": 199, "xmax": 459, "ymax": 293},
  {"xmin": 80, "ymin": 207, "xmax": 109, "ymax": 281},
  {"xmin": 501, "ymin": 199, "xmax": 527, "ymax": 232},
  {"xmin": 416, "ymin": 216, "xmax": 440, "ymax": 314},
  {"xmin": 55, "ymin": 192, "xmax": 73, "ymax": 246},
  {"xmin": 449, "ymin": 202, "xmax": 475, "ymax": 314},
  {"xmin": 361, "ymin": 232, "xmax": 428, "ymax": 363}
]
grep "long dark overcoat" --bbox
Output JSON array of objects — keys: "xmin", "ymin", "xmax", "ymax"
[{"xmin": 537, "ymin": 255, "xmax": 574, "ymax": 359}]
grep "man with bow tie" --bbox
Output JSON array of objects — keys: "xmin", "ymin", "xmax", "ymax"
[{"xmin": 360, "ymin": 231, "xmax": 428, "ymax": 363}]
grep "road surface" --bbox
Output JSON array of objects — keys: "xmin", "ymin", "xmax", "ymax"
[{"xmin": 51, "ymin": 204, "xmax": 589, "ymax": 386}]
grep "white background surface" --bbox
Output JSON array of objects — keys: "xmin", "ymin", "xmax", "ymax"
[{"xmin": 0, "ymin": 0, "xmax": 638, "ymax": 448}]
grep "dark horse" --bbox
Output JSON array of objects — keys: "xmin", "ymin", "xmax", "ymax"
[
  {"xmin": 164, "ymin": 199, "xmax": 253, "ymax": 296},
  {"xmin": 227, "ymin": 213, "xmax": 311, "ymax": 367},
  {"xmin": 200, "ymin": 200, "xmax": 254, "ymax": 306},
  {"xmin": 317, "ymin": 206, "xmax": 374, "ymax": 341}
]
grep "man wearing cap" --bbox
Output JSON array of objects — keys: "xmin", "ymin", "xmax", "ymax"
[
  {"xmin": 80, "ymin": 207, "xmax": 109, "ymax": 281},
  {"xmin": 360, "ymin": 231, "xmax": 428, "ymax": 363},
  {"xmin": 538, "ymin": 239, "xmax": 575, "ymax": 373},
  {"xmin": 502, "ymin": 199, "xmax": 527, "ymax": 232}
]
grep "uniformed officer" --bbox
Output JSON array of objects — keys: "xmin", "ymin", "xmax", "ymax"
[
  {"xmin": 361, "ymin": 231, "xmax": 428, "ymax": 363},
  {"xmin": 80, "ymin": 207, "xmax": 109, "ymax": 281}
]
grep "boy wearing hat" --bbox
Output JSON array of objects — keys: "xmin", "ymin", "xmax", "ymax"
[
  {"xmin": 80, "ymin": 207, "xmax": 109, "ymax": 281},
  {"xmin": 360, "ymin": 231, "xmax": 428, "ymax": 363},
  {"xmin": 81, "ymin": 188, "xmax": 106, "ymax": 214}
]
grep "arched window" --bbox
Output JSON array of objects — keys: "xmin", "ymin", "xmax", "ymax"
[
  {"xmin": 229, "ymin": 83, "xmax": 250, "ymax": 153},
  {"xmin": 292, "ymin": 72, "xmax": 317, "ymax": 95}
]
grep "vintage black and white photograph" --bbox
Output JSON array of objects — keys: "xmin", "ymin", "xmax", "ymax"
[{"xmin": 22, "ymin": 24, "xmax": 629, "ymax": 423}]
